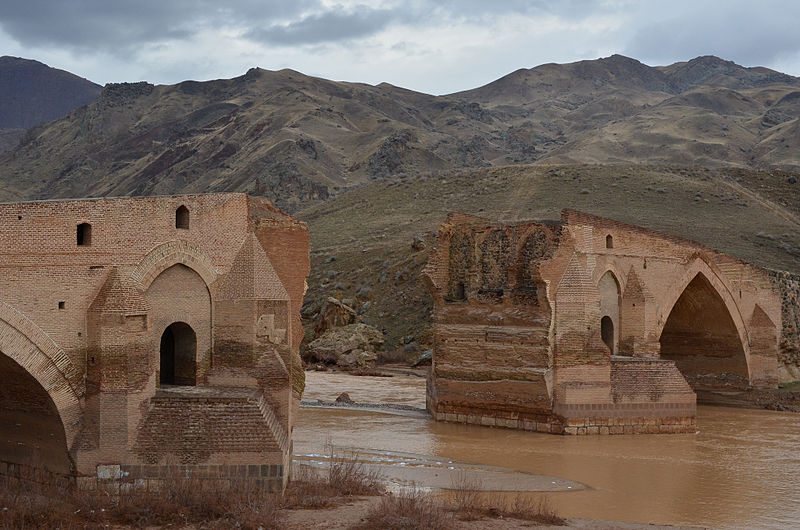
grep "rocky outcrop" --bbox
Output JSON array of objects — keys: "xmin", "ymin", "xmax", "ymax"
[{"xmin": 304, "ymin": 323, "xmax": 384, "ymax": 369}]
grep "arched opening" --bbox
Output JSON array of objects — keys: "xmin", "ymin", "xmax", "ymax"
[
  {"xmin": 159, "ymin": 322, "xmax": 197, "ymax": 386},
  {"xmin": 0, "ymin": 351, "xmax": 71, "ymax": 475},
  {"xmin": 659, "ymin": 273, "xmax": 749, "ymax": 390},
  {"xmin": 598, "ymin": 271, "xmax": 620, "ymax": 354},
  {"xmin": 146, "ymin": 264, "xmax": 211, "ymax": 385},
  {"xmin": 446, "ymin": 231, "xmax": 472, "ymax": 302},
  {"xmin": 176, "ymin": 205, "xmax": 190, "ymax": 229},
  {"xmin": 601, "ymin": 316, "xmax": 614, "ymax": 352},
  {"xmin": 452, "ymin": 282, "xmax": 465, "ymax": 301},
  {"xmin": 605, "ymin": 234, "xmax": 613, "ymax": 249},
  {"xmin": 77, "ymin": 222, "xmax": 92, "ymax": 246}
]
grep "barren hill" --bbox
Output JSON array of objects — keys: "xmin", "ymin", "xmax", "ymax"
[
  {"xmin": 0, "ymin": 56, "xmax": 101, "ymax": 153},
  {"xmin": 1, "ymin": 55, "xmax": 799, "ymax": 210},
  {"xmin": 295, "ymin": 164, "xmax": 800, "ymax": 350}
]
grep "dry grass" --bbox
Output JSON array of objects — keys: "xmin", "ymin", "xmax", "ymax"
[
  {"xmin": 353, "ymin": 487, "xmax": 456, "ymax": 530},
  {"xmin": 0, "ymin": 473, "xmax": 282, "ymax": 529},
  {"xmin": 355, "ymin": 472, "xmax": 566, "ymax": 529},
  {"xmin": 326, "ymin": 440, "xmax": 385, "ymax": 497},
  {"xmin": 447, "ymin": 471, "xmax": 566, "ymax": 526},
  {"xmin": 0, "ymin": 446, "xmax": 384, "ymax": 529},
  {"xmin": 473, "ymin": 494, "xmax": 565, "ymax": 526}
]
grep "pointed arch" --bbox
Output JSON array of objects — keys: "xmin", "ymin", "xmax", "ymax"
[
  {"xmin": 131, "ymin": 240, "xmax": 218, "ymax": 293},
  {"xmin": 175, "ymin": 205, "xmax": 190, "ymax": 229},
  {"xmin": 0, "ymin": 302, "xmax": 83, "ymax": 449},
  {"xmin": 598, "ymin": 270, "xmax": 621, "ymax": 354},
  {"xmin": 656, "ymin": 257, "xmax": 749, "ymax": 356},
  {"xmin": 659, "ymin": 269, "xmax": 751, "ymax": 389}
]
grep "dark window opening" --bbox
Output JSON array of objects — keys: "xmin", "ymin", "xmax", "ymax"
[
  {"xmin": 605, "ymin": 234, "xmax": 613, "ymax": 249},
  {"xmin": 159, "ymin": 322, "xmax": 197, "ymax": 386},
  {"xmin": 176, "ymin": 206, "xmax": 190, "ymax": 229},
  {"xmin": 77, "ymin": 223, "xmax": 92, "ymax": 246},
  {"xmin": 453, "ymin": 282, "xmax": 465, "ymax": 301},
  {"xmin": 601, "ymin": 316, "xmax": 614, "ymax": 353},
  {"xmin": 58, "ymin": 301, "xmax": 65, "ymax": 310}
]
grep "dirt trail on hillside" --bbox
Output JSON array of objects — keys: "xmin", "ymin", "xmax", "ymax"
[{"xmin": 720, "ymin": 177, "xmax": 800, "ymax": 227}]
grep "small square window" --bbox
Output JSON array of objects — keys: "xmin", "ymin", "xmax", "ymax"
[{"xmin": 58, "ymin": 301, "xmax": 65, "ymax": 309}]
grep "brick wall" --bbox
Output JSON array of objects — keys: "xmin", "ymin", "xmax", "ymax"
[
  {"xmin": 0, "ymin": 193, "xmax": 309, "ymax": 487},
  {"xmin": 425, "ymin": 208, "xmax": 781, "ymax": 434}
]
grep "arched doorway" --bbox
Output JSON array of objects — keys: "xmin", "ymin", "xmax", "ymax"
[
  {"xmin": 601, "ymin": 316, "xmax": 614, "ymax": 352},
  {"xmin": 659, "ymin": 273, "xmax": 749, "ymax": 390},
  {"xmin": 0, "ymin": 351, "xmax": 71, "ymax": 474},
  {"xmin": 160, "ymin": 322, "xmax": 197, "ymax": 386},
  {"xmin": 598, "ymin": 271, "xmax": 620, "ymax": 354}
]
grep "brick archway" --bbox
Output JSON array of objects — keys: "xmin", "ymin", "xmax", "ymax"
[
  {"xmin": 657, "ymin": 260, "xmax": 752, "ymax": 387},
  {"xmin": 132, "ymin": 240, "xmax": 218, "ymax": 293},
  {"xmin": 0, "ymin": 302, "xmax": 83, "ymax": 449}
]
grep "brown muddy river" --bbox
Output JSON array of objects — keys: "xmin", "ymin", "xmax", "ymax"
[{"xmin": 296, "ymin": 372, "xmax": 800, "ymax": 529}]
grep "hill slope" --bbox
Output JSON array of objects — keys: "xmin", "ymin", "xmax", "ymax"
[
  {"xmin": 1, "ymin": 55, "xmax": 799, "ymax": 210},
  {"xmin": 0, "ymin": 56, "xmax": 101, "ymax": 152},
  {"xmin": 296, "ymin": 164, "xmax": 800, "ymax": 350}
]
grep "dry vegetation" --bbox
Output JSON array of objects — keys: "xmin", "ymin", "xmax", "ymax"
[
  {"xmin": 355, "ymin": 472, "xmax": 566, "ymax": 529},
  {"xmin": 1, "ymin": 458, "xmax": 566, "ymax": 529},
  {"xmin": 0, "ymin": 446, "xmax": 384, "ymax": 529}
]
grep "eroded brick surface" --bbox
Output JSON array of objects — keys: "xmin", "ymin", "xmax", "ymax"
[{"xmin": 423, "ymin": 210, "xmax": 784, "ymax": 434}]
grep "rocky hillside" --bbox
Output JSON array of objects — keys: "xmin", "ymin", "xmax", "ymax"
[
  {"xmin": 1, "ymin": 55, "xmax": 798, "ymax": 210},
  {"xmin": 0, "ymin": 56, "xmax": 101, "ymax": 153},
  {"xmin": 296, "ymin": 164, "xmax": 800, "ymax": 351}
]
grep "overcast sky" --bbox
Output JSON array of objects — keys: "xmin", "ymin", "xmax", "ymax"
[{"xmin": 1, "ymin": 0, "xmax": 799, "ymax": 94}]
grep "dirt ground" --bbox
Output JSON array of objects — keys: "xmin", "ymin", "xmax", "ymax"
[{"xmin": 282, "ymin": 495, "xmax": 702, "ymax": 529}]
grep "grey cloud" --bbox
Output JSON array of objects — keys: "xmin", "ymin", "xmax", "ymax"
[
  {"xmin": 625, "ymin": 2, "xmax": 800, "ymax": 68},
  {"xmin": 0, "ymin": 0, "xmax": 317, "ymax": 53},
  {"xmin": 245, "ymin": 6, "xmax": 414, "ymax": 46},
  {"xmin": 0, "ymin": 0, "xmax": 611, "ymax": 53}
]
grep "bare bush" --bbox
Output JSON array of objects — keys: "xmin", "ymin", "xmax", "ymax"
[
  {"xmin": 325, "ymin": 440, "xmax": 385, "ymax": 497},
  {"xmin": 355, "ymin": 487, "xmax": 455, "ymax": 530}
]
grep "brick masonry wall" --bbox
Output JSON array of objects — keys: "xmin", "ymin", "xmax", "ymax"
[
  {"xmin": 769, "ymin": 270, "xmax": 800, "ymax": 382},
  {"xmin": 0, "ymin": 193, "xmax": 309, "ymax": 486},
  {"xmin": 425, "ymin": 209, "xmax": 779, "ymax": 434}
]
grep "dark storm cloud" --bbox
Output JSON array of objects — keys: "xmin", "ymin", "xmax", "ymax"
[
  {"xmin": 0, "ymin": 0, "xmax": 611, "ymax": 52},
  {"xmin": 0, "ymin": 0, "xmax": 316, "ymax": 52},
  {"xmin": 245, "ymin": 6, "xmax": 412, "ymax": 46},
  {"xmin": 625, "ymin": 1, "xmax": 800, "ymax": 68}
]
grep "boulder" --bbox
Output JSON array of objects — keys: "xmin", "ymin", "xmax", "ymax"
[
  {"xmin": 305, "ymin": 323, "xmax": 384, "ymax": 366},
  {"xmin": 337, "ymin": 349, "xmax": 378, "ymax": 369},
  {"xmin": 314, "ymin": 296, "xmax": 358, "ymax": 334},
  {"xmin": 335, "ymin": 392, "xmax": 353, "ymax": 404}
]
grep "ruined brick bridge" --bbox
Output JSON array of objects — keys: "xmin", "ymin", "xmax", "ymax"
[
  {"xmin": 0, "ymin": 194, "xmax": 308, "ymax": 488},
  {"xmin": 0, "ymin": 195, "xmax": 788, "ymax": 488},
  {"xmin": 423, "ymin": 211, "xmax": 783, "ymax": 434}
]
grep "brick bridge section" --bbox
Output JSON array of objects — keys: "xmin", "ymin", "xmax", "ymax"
[
  {"xmin": 0, "ymin": 193, "xmax": 309, "ymax": 489},
  {"xmin": 423, "ymin": 210, "xmax": 783, "ymax": 434}
]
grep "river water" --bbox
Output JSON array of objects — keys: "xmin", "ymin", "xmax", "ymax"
[{"xmin": 296, "ymin": 372, "xmax": 800, "ymax": 529}]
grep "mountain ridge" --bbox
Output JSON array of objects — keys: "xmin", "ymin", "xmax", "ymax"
[
  {"xmin": 1, "ymin": 54, "xmax": 798, "ymax": 210},
  {"xmin": 0, "ymin": 56, "xmax": 101, "ymax": 152}
]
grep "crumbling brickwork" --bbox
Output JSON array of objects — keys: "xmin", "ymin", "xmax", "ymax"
[
  {"xmin": 0, "ymin": 193, "xmax": 309, "ymax": 489},
  {"xmin": 423, "ymin": 210, "xmax": 783, "ymax": 434},
  {"xmin": 769, "ymin": 270, "xmax": 800, "ymax": 382}
]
